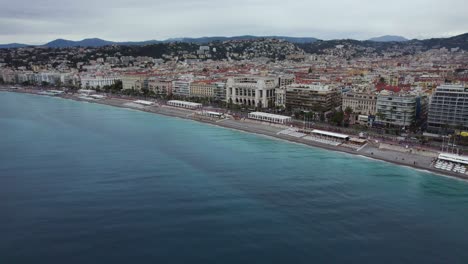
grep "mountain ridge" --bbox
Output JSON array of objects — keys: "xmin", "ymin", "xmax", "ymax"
[
  {"xmin": 0, "ymin": 33, "xmax": 467, "ymax": 53},
  {"xmin": 368, "ymin": 35, "xmax": 409, "ymax": 42},
  {"xmin": 0, "ymin": 36, "xmax": 320, "ymax": 48}
]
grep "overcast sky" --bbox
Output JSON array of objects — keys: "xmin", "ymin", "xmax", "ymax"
[{"xmin": 1, "ymin": 0, "xmax": 467, "ymax": 44}]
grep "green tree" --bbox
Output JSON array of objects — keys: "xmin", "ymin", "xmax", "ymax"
[
  {"xmin": 319, "ymin": 112, "xmax": 325, "ymax": 122},
  {"xmin": 344, "ymin": 106, "xmax": 353, "ymax": 116},
  {"xmin": 331, "ymin": 109, "xmax": 344, "ymax": 126},
  {"xmin": 344, "ymin": 106, "xmax": 353, "ymax": 126},
  {"xmin": 376, "ymin": 111, "xmax": 386, "ymax": 121},
  {"xmin": 257, "ymin": 101, "xmax": 263, "ymax": 110},
  {"xmin": 141, "ymin": 87, "xmax": 150, "ymax": 97}
]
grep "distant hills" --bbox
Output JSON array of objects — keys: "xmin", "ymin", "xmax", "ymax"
[
  {"xmin": 1, "ymin": 33, "xmax": 467, "ymax": 53},
  {"xmin": 297, "ymin": 33, "xmax": 468, "ymax": 55},
  {"xmin": 0, "ymin": 36, "xmax": 319, "ymax": 49},
  {"xmin": 368, "ymin": 35, "xmax": 409, "ymax": 42},
  {"xmin": 46, "ymin": 38, "xmax": 115, "ymax": 48},
  {"xmin": 0, "ymin": 43, "xmax": 30, "ymax": 49}
]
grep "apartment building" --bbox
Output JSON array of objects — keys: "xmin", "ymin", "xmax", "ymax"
[
  {"xmin": 342, "ymin": 92, "xmax": 377, "ymax": 115},
  {"xmin": 190, "ymin": 81, "xmax": 217, "ymax": 98},
  {"xmin": 122, "ymin": 74, "xmax": 148, "ymax": 90},
  {"xmin": 376, "ymin": 92, "xmax": 427, "ymax": 127},
  {"xmin": 147, "ymin": 78, "xmax": 173, "ymax": 96},
  {"xmin": 189, "ymin": 81, "xmax": 226, "ymax": 100},
  {"xmin": 427, "ymin": 84, "xmax": 468, "ymax": 132},
  {"xmin": 172, "ymin": 80, "xmax": 192, "ymax": 97},
  {"xmin": 285, "ymin": 83, "xmax": 341, "ymax": 112}
]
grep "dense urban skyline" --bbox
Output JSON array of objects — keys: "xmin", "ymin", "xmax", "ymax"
[{"xmin": 1, "ymin": 0, "xmax": 467, "ymax": 44}]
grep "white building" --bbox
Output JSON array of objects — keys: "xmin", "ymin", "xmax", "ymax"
[
  {"xmin": 342, "ymin": 91, "xmax": 378, "ymax": 115},
  {"xmin": 275, "ymin": 88, "xmax": 287, "ymax": 107},
  {"xmin": 226, "ymin": 76, "xmax": 278, "ymax": 108},
  {"xmin": 248, "ymin": 112, "xmax": 291, "ymax": 124},
  {"xmin": 376, "ymin": 92, "xmax": 422, "ymax": 127},
  {"xmin": 167, "ymin": 100, "xmax": 202, "ymax": 109},
  {"xmin": 80, "ymin": 74, "xmax": 121, "ymax": 88},
  {"xmin": 172, "ymin": 76, "xmax": 194, "ymax": 97}
]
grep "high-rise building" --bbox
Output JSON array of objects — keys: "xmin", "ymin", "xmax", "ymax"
[
  {"xmin": 285, "ymin": 83, "xmax": 341, "ymax": 112},
  {"xmin": 376, "ymin": 92, "xmax": 427, "ymax": 127},
  {"xmin": 275, "ymin": 75, "xmax": 296, "ymax": 107},
  {"xmin": 172, "ymin": 80, "xmax": 192, "ymax": 97},
  {"xmin": 427, "ymin": 84, "xmax": 468, "ymax": 132},
  {"xmin": 214, "ymin": 82, "xmax": 226, "ymax": 101}
]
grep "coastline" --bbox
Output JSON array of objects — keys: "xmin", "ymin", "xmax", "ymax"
[{"xmin": 2, "ymin": 88, "xmax": 467, "ymax": 181}]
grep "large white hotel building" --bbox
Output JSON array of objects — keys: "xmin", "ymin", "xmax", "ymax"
[{"xmin": 226, "ymin": 76, "xmax": 278, "ymax": 108}]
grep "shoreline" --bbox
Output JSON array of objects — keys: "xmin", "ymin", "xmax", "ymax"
[{"xmin": 2, "ymin": 88, "xmax": 467, "ymax": 182}]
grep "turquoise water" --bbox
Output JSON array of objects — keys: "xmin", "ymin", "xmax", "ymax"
[{"xmin": 1, "ymin": 92, "xmax": 468, "ymax": 263}]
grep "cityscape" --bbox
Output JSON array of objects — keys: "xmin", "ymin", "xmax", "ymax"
[{"xmin": 1, "ymin": 0, "xmax": 468, "ymax": 263}]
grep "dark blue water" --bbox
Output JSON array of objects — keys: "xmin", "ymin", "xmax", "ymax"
[{"xmin": 1, "ymin": 92, "xmax": 468, "ymax": 263}]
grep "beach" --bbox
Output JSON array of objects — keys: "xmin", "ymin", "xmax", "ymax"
[{"xmin": 2, "ymin": 87, "xmax": 466, "ymax": 181}]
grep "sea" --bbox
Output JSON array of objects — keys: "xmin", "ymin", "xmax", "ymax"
[{"xmin": 1, "ymin": 91, "xmax": 468, "ymax": 264}]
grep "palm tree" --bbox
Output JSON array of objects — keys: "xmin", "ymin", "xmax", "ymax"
[
  {"xmin": 376, "ymin": 111, "xmax": 386, "ymax": 122},
  {"xmin": 344, "ymin": 106, "xmax": 353, "ymax": 126}
]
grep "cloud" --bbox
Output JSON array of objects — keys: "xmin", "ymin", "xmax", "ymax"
[{"xmin": 0, "ymin": 0, "xmax": 467, "ymax": 43}]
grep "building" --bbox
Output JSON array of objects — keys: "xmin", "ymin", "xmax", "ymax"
[
  {"xmin": 190, "ymin": 81, "xmax": 217, "ymax": 98},
  {"xmin": 172, "ymin": 80, "xmax": 191, "ymax": 97},
  {"xmin": 37, "ymin": 72, "xmax": 62, "ymax": 85},
  {"xmin": 226, "ymin": 76, "xmax": 278, "ymax": 108},
  {"xmin": 427, "ymin": 84, "xmax": 468, "ymax": 132},
  {"xmin": 148, "ymin": 78, "xmax": 172, "ymax": 97},
  {"xmin": 105, "ymin": 57, "xmax": 120, "ymax": 64},
  {"xmin": 248, "ymin": 112, "xmax": 291, "ymax": 124},
  {"xmin": 167, "ymin": 100, "xmax": 202, "ymax": 109},
  {"xmin": 189, "ymin": 81, "xmax": 226, "ymax": 101},
  {"xmin": 375, "ymin": 92, "xmax": 427, "ymax": 127},
  {"xmin": 122, "ymin": 74, "xmax": 148, "ymax": 90},
  {"xmin": 214, "ymin": 82, "xmax": 226, "ymax": 101},
  {"xmin": 275, "ymin": 88, "xmax": 287, "ymax": 107},
  {"xmin": 1, "ymin": 69, "xmax": 16, "ymax": 83},
  {"xmin": 273, "ymin": 73, "xmax": 296, "ymax": 108},
  {"xmin": 278, "ymin": 75, "xmax": 295, "ymax": 87},
  {"xmin": 15, "ymin": 71, "xmax": 34, "ymax": 84},
  {"xmin": 342, "ymin": 92, "xmax": 378, "ymax": 115},
  {"xmin": 80, "ymin": 74, "xmax": 121, "ymax": 88},
  {"xmin": 285, "ymin": 83, "xmax": 341, "ymax": 112}
]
